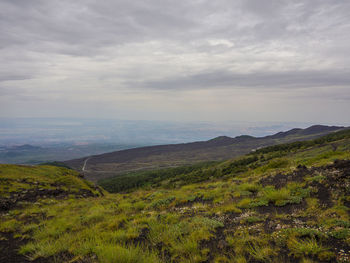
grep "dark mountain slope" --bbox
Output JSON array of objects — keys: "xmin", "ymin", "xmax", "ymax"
[
  {"xmin": 268, "ymin": 125, "xmax": 342, "ymax": 139},
  {"xmin": 64, "ymin": 125, "xmax": 345, "ymax": 181}
]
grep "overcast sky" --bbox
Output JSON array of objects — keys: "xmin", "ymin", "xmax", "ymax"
[{"xmin": 1, "ymin": 0, "xmax": 350, "ymax": 124}]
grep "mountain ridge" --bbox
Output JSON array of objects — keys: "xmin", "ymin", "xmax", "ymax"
[{"xmin": 64, "ymin": 125, "xmax": 346, "ymax": 181}]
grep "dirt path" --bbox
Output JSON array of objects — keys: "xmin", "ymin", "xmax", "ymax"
[{"xmin": 82, "ymin": 157, "xmax": 91, "ymax": 171}]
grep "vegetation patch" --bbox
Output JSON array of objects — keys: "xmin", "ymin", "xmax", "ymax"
[{"xmin": 1, "ymin": 130, "xmax": 350, "ymax": 262}]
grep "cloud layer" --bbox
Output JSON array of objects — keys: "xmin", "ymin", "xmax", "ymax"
[{"xmin": 1, "ymin": 0, "xmax": 350, "ymax": 123}]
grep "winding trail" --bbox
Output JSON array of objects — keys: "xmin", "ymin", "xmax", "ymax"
[{"xmin": 82, "ymin": 157, "xmax": 91, "ymax": 172}]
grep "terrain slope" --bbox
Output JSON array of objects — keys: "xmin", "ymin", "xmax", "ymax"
[
  {"xmin": 1, "ymin": 128, "xmax": 350, "ymax": 262},
  {"xmin": 64, "ymin": 125, "xmax": 345, "ymax": 181}
]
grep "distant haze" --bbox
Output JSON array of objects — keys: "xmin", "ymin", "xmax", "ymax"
[
  {"xmin": 0, "ymin": 117, "xmax": 336, "ymax": 146},
  {"xmin": 1, "ymin": 1, "xmax": 350, "ymax": 123}
]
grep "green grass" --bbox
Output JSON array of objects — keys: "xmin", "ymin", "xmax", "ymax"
[
  {"xmin": 95, "ymin": 244, "xmax": 160, "ymax": 263},
  {"xmin": 1, "ymin": 129, "xmax": 350, "ymax": 262},
  {"xmin": 0, "ymin": 164, "xmax": 101, "ymax": 197},
  {"xmin": 287, "ymin": 237, "xmax": 328, "ymax": 258}
]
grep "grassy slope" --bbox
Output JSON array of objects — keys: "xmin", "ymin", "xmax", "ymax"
[
  {"xmin": 0, "ymin": 165, "xmax": 105, "ymax": 217},
  {"xmin": 1, "ymin": 129, "xmax": 350, "ymax": 263},
  {"xmin": 99, "ymin": 128, "xmax": 350, "ymax": 193}
]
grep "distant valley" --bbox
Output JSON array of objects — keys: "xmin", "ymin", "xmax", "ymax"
[{"xmin": 0, "ymin": 143, "xmax": 142, "ymax": 164}]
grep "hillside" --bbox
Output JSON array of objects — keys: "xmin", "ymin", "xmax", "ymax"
[
  {"xmin": 0, "ymin": 165, "xmax": 103, "ymax": 212},
  {"xmin": 1, "ymin": 128, "xmax": 350, "ymax": 262},
  {"xmin": 64, "ymin": 125, "xmax": 345, "ymax": 181}
]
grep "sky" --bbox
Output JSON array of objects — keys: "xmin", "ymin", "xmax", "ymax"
[{"xmin": 1, "ymin": 0, "xmax": 350, "ymax": 124}]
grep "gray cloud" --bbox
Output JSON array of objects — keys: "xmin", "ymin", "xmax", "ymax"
[
  {"xmin": 0, "ymin": 74, "xmax": 31, "ymax": 82},
  {"xmin": 137, "ymin": 69, "xmax": 350, "ymax": 90},
  {"xmin": 0, "ymin": 0, "xmax": 350, "ymax": 123}
]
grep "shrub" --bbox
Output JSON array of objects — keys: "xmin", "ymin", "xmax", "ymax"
[
  {"xmin": 0, "ymin": 219, "xmax": 20, "ymax": 232},
  {"xmin": 288, "ymin": 237, "xmax": 327, "ymax": 258},
  {"xmin": 150, "ymin": 196, "xmax": 175, "ymax": 209},
  {"xmin": 238, "ymin": 183, "xmax": 261, "ymax": 193},
  {"xmin": 247, "ymin": 243, "xmax": 275, "ymax": 262},
  {"xmin": 95, "ymin": 244, "xmax": 160, "ymax": 263},
  {"xmin": 245, "ymin": 216, "xmax": 265, "ymax": 224}
]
